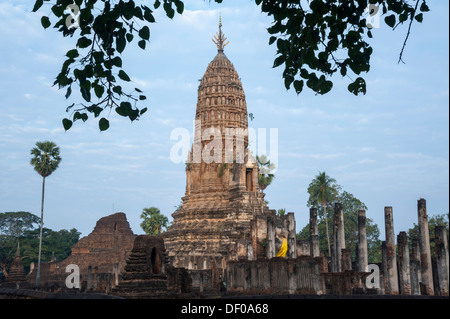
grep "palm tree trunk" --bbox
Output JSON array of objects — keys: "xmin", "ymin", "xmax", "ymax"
[
  {"xmin": 36, "ymin": 176, "xmax": 45, "ymax": 286},
  {"xmin": 323, "ymin": 203, "xmax": 331, "ymax": 256}
]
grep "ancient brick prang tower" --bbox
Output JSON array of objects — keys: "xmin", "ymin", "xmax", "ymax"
[{"xmin": 163, "ymin": 20, "xmax": 271, "ymax": 270}]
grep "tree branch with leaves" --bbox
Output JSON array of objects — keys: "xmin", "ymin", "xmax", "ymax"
[
  {"xmin": 260, "ymin": 0, "xmax": 430, "ymax": 95},
  {"xmin": 32, "ymin": 0, "xmax": 429, "ymax": 131}
]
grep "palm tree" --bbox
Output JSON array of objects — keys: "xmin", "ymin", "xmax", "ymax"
[
  {"xmin": 140, "ymin": 207, "xmax": 170, "ymax": 236},
  {"xmin": 30, "ymin": 141, "xmax": 61, "ymax": 285},
  {"xmin": 307, "ymin": 172, "xmax": 339, "ymax": 256},
  {"xmin": 256, "ymin": 155, "xmax": 275, "ymax": 192}
]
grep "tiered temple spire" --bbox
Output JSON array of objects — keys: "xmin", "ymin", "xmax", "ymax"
[{"xmin": 163, "ymin": 16, "xmax": 270, "ymax": 270}]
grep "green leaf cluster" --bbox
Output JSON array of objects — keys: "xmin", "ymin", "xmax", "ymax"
[
  {"xmin": 140, "ymin": 207, "xmax": 170, "ymax": 236},
  {"xmin": 407, "ymin": 213, "xmax": 449, "ymax": 259},
  {"xmin": 384, "ymin": 0, "xmax": 429, "ymax": 28},
  {"xmin": 32, "ymin": 0, "xmax": 168, "ymax": 131},
  {"xmin": 30, "ymin": 141, "xmax": 61, "ymax": 178},
  {"xmin": 257, "ymin": 0, "xmax": 429, "ymax": 96}
]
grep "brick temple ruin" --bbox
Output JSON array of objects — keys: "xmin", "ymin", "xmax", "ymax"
[
  {"xmin": 1, "ymin": 21, "xmax": 448, "ymax": 299},
  {"xmin": 14, "ymin": 212, "xmax": 136, "ymax": 293},
  {"xmin": 2, "ymin": 198, "xmax": 447, "ymax": 298}
]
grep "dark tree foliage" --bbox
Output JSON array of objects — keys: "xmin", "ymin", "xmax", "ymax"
[
  {"xmin": 259, "ymin": 0, "xmax": 429, "ymax": 96},
  {"xmin": 140, "ymin": 207, "xmax": 170, "ymax": 235},
  {"xmin": 32, "ymin": 0, "xmax": 429, "ymax": 131},
  {"xmin": 0, "ymin": 212, "xmax": 40, "ymax": 239},
  {"xmin": 407, "ymin": 213, "xmax": 449, "ymax": 259},
  {"xmin": 300, "ymin": 190, "xmax": 382, "ymax": 262},
  {"xmin": 0, "ymin": 212, "xmax": 41, "ymax": 273},
  {"xmin": 0, "ymin": 212, "xmax": 80, "ymax": 274},
  {"xmin": 20, "ymin": 227, "xmax": 81, "ymax": 271}
]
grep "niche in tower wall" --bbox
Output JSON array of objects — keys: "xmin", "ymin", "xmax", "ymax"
[
  {"xmin": 246, "ymin": 168, "xmax": 253, "ymax": 192},
  {"xmin": 151, "ymin": 247, "xmax": 162, "ymax": 275}
]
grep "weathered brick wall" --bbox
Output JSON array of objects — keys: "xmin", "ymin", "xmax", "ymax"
[
  {"xmin": 189, "ymin": 268, "xmax": 222, "ymax": 294},
  {"xmin": 226, "ymin": 257, "xmax": 325, "ymax": 295}
]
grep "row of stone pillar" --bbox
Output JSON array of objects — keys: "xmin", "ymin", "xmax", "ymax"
[
  {"xmin": 308, "ymin": 198, "xmax": 449, "ymax": 296},
  {"xmin": 382, "ymin": 199, "xmax": 449, "ymax": 296}
]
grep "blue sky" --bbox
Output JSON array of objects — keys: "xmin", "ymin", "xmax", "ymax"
[{"xmin": 0, "ymin": 0, "xmax": 448, "ymax": 240}]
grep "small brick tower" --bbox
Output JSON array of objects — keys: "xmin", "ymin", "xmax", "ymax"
[{"xmin": 4, "ymin": 242, "xmax": 27, "ymax": 288}]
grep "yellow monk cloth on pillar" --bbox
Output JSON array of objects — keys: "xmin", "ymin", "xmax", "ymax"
[{"xmin": 276, "ymin": 238, "xmax": 287, "ymax": 258}]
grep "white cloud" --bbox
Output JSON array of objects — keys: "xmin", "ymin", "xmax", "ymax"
[
  {"xmin": 179, "ymin": 9, "xmax": 219, "ymax": 30},
  {"xmin": 357, "ymin": 117, "xmax": 369, "ymax": 125},
  {"xmin": 359, "ymin": 147, "xmax": 376, "ymax": 153},
  {"xmin": 432, "ymin": 89, "xmax": 449, "ymax": 99},
  {"xmin": 387, "ymin": 152, "xmax": 427, "ymax": 160},
  {"xmin": 284, "ymin": 152, "xmax": 345, "ymax": 160}
]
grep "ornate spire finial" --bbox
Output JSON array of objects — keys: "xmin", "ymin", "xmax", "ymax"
[{"xmin": 212, "ymin": 15, "xmax": 229, "ymax": 53}]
